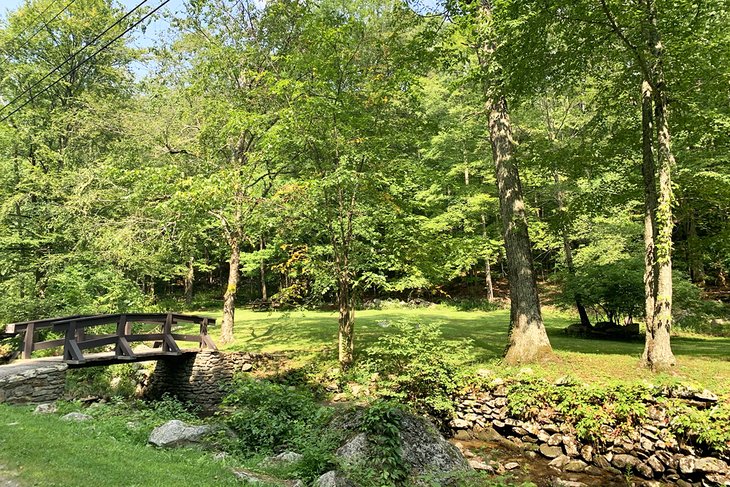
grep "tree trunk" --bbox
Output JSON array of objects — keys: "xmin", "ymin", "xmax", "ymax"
[
  {"xmin": 645, "ymin": 0, "xmax": 676, "ymax": 369},
  {"xmin": 184, "ymin": 257, "xmax": 194, "ymax": 306},
  {"xmin": 481, "ymin": 213, "xmax": 494, "ymax": 302},
  {"xmin": 221, "ymin": 239, "xmax": 240, "ymax": 345},
  {"xmin": 259, "ymin": 237, "xmax": 268, "ymax": 301},
  {"xmin": 489, "ymin": 95, "xmax": 553, "ymax": 364},
  {"xmin": 687, "ymin": 210, "xmax": 704, "ymax": 283},
  {"xmin": 640, "ymin": 79, "xmax": 659, "ymax": 365},
  {"xmin": 338, "ymin": 276, "xmax": 354, "ymax": 369},
  {"xmin": 553, "ymin": 171, "xmax": 590, "ymax": 327}
]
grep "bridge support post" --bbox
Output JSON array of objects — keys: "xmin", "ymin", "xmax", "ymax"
[
  {"xmin": 63, "ymin": 321, "xmax": 85, "ymax": 364},
  {"xmin": 161, "ymin": 313, "xmax": 181, "ymax": 355},
  {"xmin": 199, "ymin": 318, "xmax": 217, "ymax": 350},
  {"xmin": 22, "ymin": 322, "xmax": 35, "ymax": 359}
]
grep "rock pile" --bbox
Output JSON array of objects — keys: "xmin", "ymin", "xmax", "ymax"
[{"xmin": 451, "ymin": 381, "xmax": 729, "ymax": 486}]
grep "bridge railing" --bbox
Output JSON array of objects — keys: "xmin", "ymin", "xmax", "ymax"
[{"xmin": 5, "ymin": 313, "xmax": 217, "ymax": 364}]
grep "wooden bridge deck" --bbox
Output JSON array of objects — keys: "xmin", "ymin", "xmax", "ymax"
[
  {"xmin": 2, "ymin": 313, "xmax": 217, "ymax": 367},
  {"xmin": 0, "ymin": 349, "xmax": 199, "ymax": 374}
]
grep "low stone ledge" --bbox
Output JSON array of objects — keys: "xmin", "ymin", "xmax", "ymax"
[{"xmin": 0, "ymin": 363, "xmax": 68, "ymax": 405}]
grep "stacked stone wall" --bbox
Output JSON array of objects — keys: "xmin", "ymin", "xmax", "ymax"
[
  {"xmin": 451, "ymin": 381, "xmax": 729, "ymax": 486},
  {"xmin": 0, "ymin": 363, "xmax": 67, "ymax": 404},
  {"xmin": 143, "ymin": 351, "xmax": 259, "ymax": 410}
]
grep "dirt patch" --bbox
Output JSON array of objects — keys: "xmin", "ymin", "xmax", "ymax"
[{"xmin": 0, "ymin": 464, "xmax": 22, "ymax": 487}]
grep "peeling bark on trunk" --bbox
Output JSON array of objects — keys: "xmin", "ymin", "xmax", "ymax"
[
  {"xmin": 489, "ymin": 96, "xmax": 553, "ymax": 364},
  {"xmin": 221, "ymin": 238, "xmax": 240, "ymax": 345}
]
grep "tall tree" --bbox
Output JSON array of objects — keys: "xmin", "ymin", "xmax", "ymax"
[{"xmin": 466, "ymin": 0, "xmax": 554, "ymax": 363}]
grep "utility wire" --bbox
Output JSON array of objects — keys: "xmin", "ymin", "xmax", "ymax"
[
  {"xmin": 0, "ymin": 0, "xmax": 170, "ymax": 123},
  {"xmin": 0, "ymin": 0, "xmax": 78, "ymax": 69},
  {"xmin": 0, "ymin": 0, "xmax": 150, "ymax": 116}
]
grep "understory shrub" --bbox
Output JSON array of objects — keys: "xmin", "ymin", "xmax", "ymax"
[
  {"xmin": 66, "ymin": 363, "xmax": 146, "ymax": 399},
  {"xmin": 221, "ymin": 376, "xmax": 331, "ymax": 454},
  {"xmin": 361, "ymin": 321, "xmax": 473, "ymax": 416}
]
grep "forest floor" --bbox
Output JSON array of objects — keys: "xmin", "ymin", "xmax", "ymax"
[{"xmin": 184, "ymin": 306, "xmax": 730, "ymax": 395}]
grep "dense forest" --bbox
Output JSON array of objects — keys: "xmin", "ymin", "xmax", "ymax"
[{"xmin": 1, "ymin": 0, "xmax": 728, "ymax": 368}]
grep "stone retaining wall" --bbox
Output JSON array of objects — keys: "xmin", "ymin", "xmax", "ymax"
[
  {"xmin": 143, "ymin": 351, "xmax": 259, "ymax": 410},
  {"xmin": 0, "ymin": 363, "xmax": 67, "ymax": 404},
  {"xmin": 451, "ymin": 381, "xmax": 729, "ymax": 486}
]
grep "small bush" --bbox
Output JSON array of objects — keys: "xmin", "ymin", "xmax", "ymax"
[
  {"xmin": 361, "ymin": 321, "xmax": 473, "ymax": 417},
  {"xmin": 221, "ymin": 377, "xmax": 329, "ymax": 454}
]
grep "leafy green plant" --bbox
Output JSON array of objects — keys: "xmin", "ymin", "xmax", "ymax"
[
  {"xmin": 666, "ymin": 399, "xmax": 730, "ymax": 453},
  {"xmin": 362, "ymin": 321, "xmax": 473, "ymax": 416},
  {"xmin": 65, "ymin": 363, "xmax": 146, "ymax": 399},
  {"xmin": 506, "ymin": 379, "xmax": 650, "ymax": 443},
  {"xmin": 221, "ymin": 376, "xmax": 329, "ymax": 454},
  {"xmin": 358, "ymin": 400, "xmax": 409, "ymax": 486}
]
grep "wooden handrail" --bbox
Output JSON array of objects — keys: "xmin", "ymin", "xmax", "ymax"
[{"xmin": 5, "ymin": 313, "xmax": 217, "ymax": 362}]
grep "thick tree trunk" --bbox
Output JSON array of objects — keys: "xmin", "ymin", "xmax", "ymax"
[
  {"xmin": 221, "ymin": 239, "xmax": 240, "ymax": 345},
  {"xmin": 184, "ymin": 257, "xmax": 195, "ymax": 306},
  {"xmin": 640, "ymin": 79, "xmax": 659, "ymax": 365},
  {"xmin": 338, "ymin": 276, "xmax": 354, "ymax": 369},
  {"xmin": 481, "ymin": 214, "xmax": 494, "ymax": 302},
  {"xmin": 644, "ymin": 0, "xmax": 676, "ymax": 369},
  {"xmin": 488, "ymin": 96, "xmax": 553, "ymax": 364}
]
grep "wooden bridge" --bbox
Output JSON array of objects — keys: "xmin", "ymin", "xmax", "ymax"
[{"xmin": 3, "ymin": 313, "xmax": 217, "ymax": 367}]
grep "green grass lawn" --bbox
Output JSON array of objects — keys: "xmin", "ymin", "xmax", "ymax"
[
  {"xmin": 185, "ymin": 306, "xmax": 730, "ymax": 395},
  {"xmin": 0, "ymin": 405, "xmax": 245, "ymax": 487}
]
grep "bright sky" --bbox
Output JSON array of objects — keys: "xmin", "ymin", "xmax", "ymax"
[
  {"xmin": 1, "ymin": 0, "xmax": 187, "ymax": 49},
  {"xmin": 0, "ymin": 0, "xmax": 443, "ymax": 76}
]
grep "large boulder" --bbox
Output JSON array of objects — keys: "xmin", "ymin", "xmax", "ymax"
[
  {"xmin": 331, "ymin": 407, "xmax": 470, "ymax": 478},
  {"xmin": 148, "ymin": 420, "xmax": 213, "ymax": 448}
]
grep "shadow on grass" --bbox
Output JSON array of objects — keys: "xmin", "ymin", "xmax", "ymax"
[{"xmin": 193, "ymin": 308, "xmax": 730, "ymax": 364}]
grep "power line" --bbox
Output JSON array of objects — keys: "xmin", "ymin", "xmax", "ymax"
[
  {"xmin": 0, "ymin": 0, "xmax": 78, "ymax": 69},
  {"xmin": 0, "ymin": 0, "xmax": 150, "ymax": 116},
  {"xmin": 0, "ymin": 0, "xmax": 170, "ymax": 123}
]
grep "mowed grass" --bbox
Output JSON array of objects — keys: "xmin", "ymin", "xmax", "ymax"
[
  {"xmin": 0, "ymin": 405, "xmax": 244, "ymax": 487},
  {"xmin": 186, "ymin": 306, "xmax": 730, "ymax": 395}
]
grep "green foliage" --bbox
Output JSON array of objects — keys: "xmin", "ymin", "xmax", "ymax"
[
  {"xmin": 221, "ymin": 376, "xmax": 330, "ymax": 454},
  {"xmin": 505, "ymin": 379, "xmax": 651, "ymax": 443},
  {"xmin": 362, "ymin": 321, "xmax": 473, "ymax": 416},
  {"xmin": 666, "ymin": 400, "xmax": 730, "ymax": 453},
  {"xmin": 356, "ymin": 400, "xmax": 409, "ymax": 487},
  {"xmin": 65, "ymin": 363, "xmax": 147, "ymax": 399}
]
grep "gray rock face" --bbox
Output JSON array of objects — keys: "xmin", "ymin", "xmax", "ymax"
[
  {"xmin": 262, "ymin": 451, "xmax": 303, "ymax": 465},
  {"xmin": 539, "ymin": 444, "xmax": 563, "ymax": 459},
  {"xmin": 332, "ymin": 408, "xmax": 469, "ymax": 480},
  {"xmin": 60, "ymin": 412, "xmax": 92, "ymax": 422},
  {"xmin": 314, "ymin": 471, "xmax": 354, "ymax": 487},
  {"xmin": 696, "ymin": 457, "xmax": 728, "ymax": 474},
  {"xmin": 33, "ymin": 403, "xmax": 57, "ymax": 414},
  {"xmin": 148, "ymin": 420, "xmax": 213, "ymax": 448}
]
